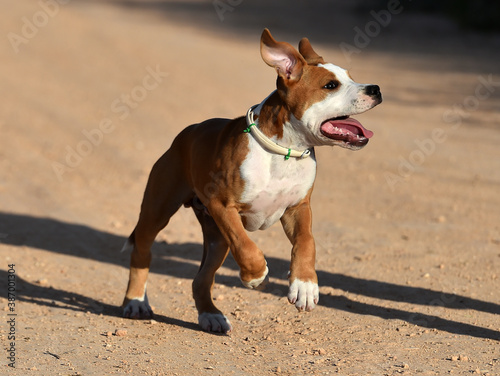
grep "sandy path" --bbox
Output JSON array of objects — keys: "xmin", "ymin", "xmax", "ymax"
[{"xmin": 1, "ymin": 1, "xmax": 499, "ymax": 375}]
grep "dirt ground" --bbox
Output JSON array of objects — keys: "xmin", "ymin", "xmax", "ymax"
[{"xmin": 1, "ymin": 1, "xmax": 499, "ymax": 375}]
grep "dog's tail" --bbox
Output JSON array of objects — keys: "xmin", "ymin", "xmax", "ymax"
[{"xmin": 120, "ymin": 230, "xmax": 135, "ymax": 253}]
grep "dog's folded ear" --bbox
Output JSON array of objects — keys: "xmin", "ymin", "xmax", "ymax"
[
  {"xmin": 260, "ymin": 28, "xmax": 305, "ymax": 82},
  {"xmin": 298, "ymin": 38, "xmax": 325, "ymax": 66}
]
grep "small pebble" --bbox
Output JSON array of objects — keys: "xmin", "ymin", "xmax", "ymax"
[
  {"xmin": 36, "ymin": 278, "xmax": 49, "ymax": 286},
  {"xmin": 111, "ymin": 221, "xmax": 122, "ymax": 229},
  {"xmin": 114, "ymin": 329, "xmax": 127, "ymax": 337}
]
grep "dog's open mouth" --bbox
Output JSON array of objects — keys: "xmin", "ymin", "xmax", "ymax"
[{"xmin": 320, "ymin": 116, "xmax": 374, "ymax": 148}]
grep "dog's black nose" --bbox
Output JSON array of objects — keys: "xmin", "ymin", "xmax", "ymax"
[{"xmin": 365, "ymin": 85, "xmax": 381, "ymax": 97}]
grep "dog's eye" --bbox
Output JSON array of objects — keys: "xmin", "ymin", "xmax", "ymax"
[{"xmin": 323, "ymin": 81, "xmax": 338, "ymax": 90}]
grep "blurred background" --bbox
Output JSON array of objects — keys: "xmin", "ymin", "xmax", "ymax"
[{"xmin": 1, "ymin": 1, "xmax": 499, "ymax": 374}]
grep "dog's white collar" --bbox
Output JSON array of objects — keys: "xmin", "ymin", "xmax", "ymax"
[{"xmin": 244, "ymin": 105, "xmax": 312, "ymax": 160}]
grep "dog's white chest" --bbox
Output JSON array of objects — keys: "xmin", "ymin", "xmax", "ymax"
[{"xmin": 239, "ymin": 137, "xmax": 316, "ymax": 231}]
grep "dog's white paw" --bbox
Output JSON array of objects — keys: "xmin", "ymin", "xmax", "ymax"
[
  {"xmin": 123, "ymin": 295, "xmax": 153, "ymax": 319},
  {"xmin": 287, "ymin": 279, "xmax": 319, "ymax": 312},
  {"xmin": 198, "ymin": 312, "xmax": 232, "ymax": 333},
  {"xmin": 241, "ymin": 265, "xmax": 269, "ymax": 290}
]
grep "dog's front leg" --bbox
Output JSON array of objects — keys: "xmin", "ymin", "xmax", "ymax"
[
  {"xmin": 280, "ymin": 194, "xmax": 319, "ymax": 312},
  {"xmin": 208, "ymin": 201, "xmax": 269, "ymax": 289}
]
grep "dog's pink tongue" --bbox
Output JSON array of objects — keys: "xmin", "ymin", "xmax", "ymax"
[{"xmin": 323, "ymin": 118, "xmax": 374, "ymax": 139}]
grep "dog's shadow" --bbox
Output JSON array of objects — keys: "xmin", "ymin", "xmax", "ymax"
[{"xmin": 1, "ymin": 212, "xmax": 499, "ymax": 340}]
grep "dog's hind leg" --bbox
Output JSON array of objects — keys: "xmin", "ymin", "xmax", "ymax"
[
  {"xmin": 122, "ymin": 148, "xmax": 193, "ymax": 319},
  {"xmin": 190, "ymin": 197, "xmax": 232, "ymax": 333}
]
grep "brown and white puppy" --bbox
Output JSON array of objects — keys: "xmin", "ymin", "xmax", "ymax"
[{"xmin": 121, "ymin": 29, "xmax": 382, "ymax": 333}]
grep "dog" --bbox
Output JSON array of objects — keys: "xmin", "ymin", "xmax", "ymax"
[{"xmin": 121, "ymin": 29, "xmax": 382, "ymax": 333}]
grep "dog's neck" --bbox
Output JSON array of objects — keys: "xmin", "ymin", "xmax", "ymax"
[{"xmin": 253, "ymin": 91, "xmax": 318, "ymax": 151}]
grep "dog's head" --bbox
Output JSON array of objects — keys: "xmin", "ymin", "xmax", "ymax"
[{"xmin": 260, "ymin": 29, "xmax": 382, "ymax": 150}]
